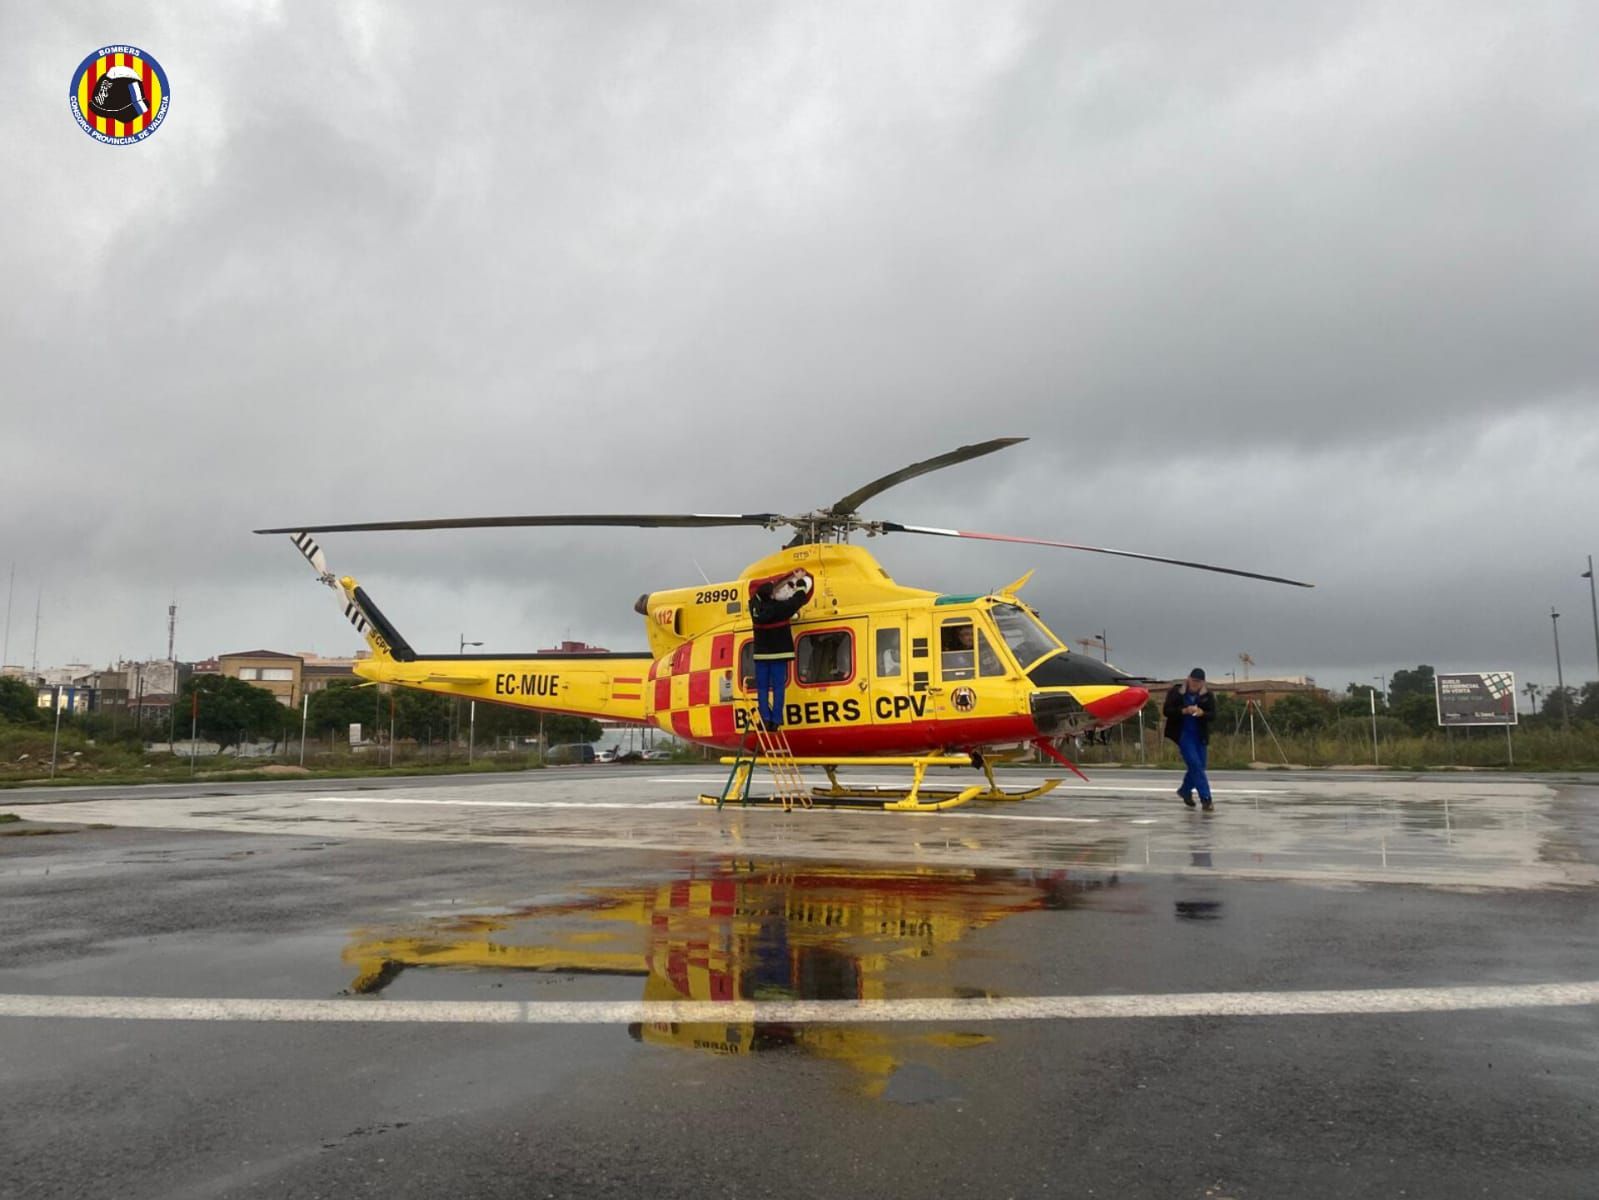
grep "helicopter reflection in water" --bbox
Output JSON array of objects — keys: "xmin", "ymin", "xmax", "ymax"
[{"xmin": 343, "ymin": 856, "xmax": 1136, "ymax": 1094}]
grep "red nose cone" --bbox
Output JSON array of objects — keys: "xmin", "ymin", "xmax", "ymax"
[{"xmin": 1083, "ymin": 685, "xmax": 1150, "ymax": 724}]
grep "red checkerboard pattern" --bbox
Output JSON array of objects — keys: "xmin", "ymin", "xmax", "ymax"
[{"xmin": 647, "ymin": 632, "xmax": 746, "ymax": 742}]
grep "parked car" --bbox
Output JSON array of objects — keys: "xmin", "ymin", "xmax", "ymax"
[
  {"xmin": 545, "ymin": 743, "xmax": 597, "ymax": 765},
  {"xmin": 640, "ymin": 748, "xmax": 675, "ymax": 761},
  {"xmin": 594, "ymin": 748, "xmax": 616, "ymax": 763}
]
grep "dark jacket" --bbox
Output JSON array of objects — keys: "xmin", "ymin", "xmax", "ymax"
[
  {"xmin": 1162, "ymin": 683, "xmax": 1215, "ymax": 744},
  {"xmin": 749, "ymin": 578, "xmax": 812, "ymax": 660}
]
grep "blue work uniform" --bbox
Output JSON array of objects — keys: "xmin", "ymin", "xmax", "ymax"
[{"xmin": 1177, "ymin": 690, "xmax": 1212, "ymax": 804}]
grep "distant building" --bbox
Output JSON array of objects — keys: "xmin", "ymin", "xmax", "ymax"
[
  {"xmin": 539, "ymin": 640, "xmax": 610, "ymax": 654},
  {"xmin": 91, "ymin": 660, "xmax": 190, "ymax": 713},
  {"xmin": 218, "ymin": 650, "xmax": 303, "ymax": 706},
  {"xmin": 298, "ymin": 652, "xmax": 362, "ymax": 695}
]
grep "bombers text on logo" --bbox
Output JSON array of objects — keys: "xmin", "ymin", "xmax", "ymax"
[{"xmin": 70, "ymin": 45, "xmax": 169, "ymax": 145}]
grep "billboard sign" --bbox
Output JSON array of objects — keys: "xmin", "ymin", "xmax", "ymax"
[{"xmin": 1435, "ymin": 671, "xmax": 1517, "ymax": 727}]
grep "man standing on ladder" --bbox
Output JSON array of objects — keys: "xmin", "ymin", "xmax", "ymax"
[
  {"xmin": 1164, "ymin": 668, "xmax": 1216, "ymax": 811},
  {"xmin": 749, "ymin": 569, "xmax": 813, "ymax": 731}
]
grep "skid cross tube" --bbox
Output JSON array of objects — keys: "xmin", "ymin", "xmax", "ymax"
[{"xmin": 701, "ymin": 752, "xmax": 1064, "ymax": 813}]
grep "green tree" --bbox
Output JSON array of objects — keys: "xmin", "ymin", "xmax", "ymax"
[
  {"xmin": 1576, "ymin": 681, "xmax": 1599, "ymax": 722},
  {"xmin": 1338, "ymin": 683, "xmax": 1387, "ymax": 718},
  {"xmin": 1264, "ymin": 693, "xmax": 1334, "ymax": 735},
  {"xmin": 471, "ymin": 700, "xmax": 600, "ymax": 745},
  {"xmin": 1210, "ymin": 691, "xmax": 1244, "ymax": 734},
  {"xmin": 1391, "ymin": 691, "xmax": 1437, "ymax": 734},
  {"xmin": 1388, "ymin": 665, "xmax": 1435, "ymax": 706},
  {"xmin": 0, "ymin": 677, "xmax": 40, "ymax": 724},
  {"xmin": 391, "ymin": 688, "xmax": 452, "ymax": 741},
  {"xmin": 179, "ymin": 675, "xmax": 293, "ymax": 749},
  {"xmin": 1540, "ymin": 686, "xmax": 1577, "ymax": 724},
  {"xmin": 306, "ymin": 680, "xmax": 378, "ymax": 741}
]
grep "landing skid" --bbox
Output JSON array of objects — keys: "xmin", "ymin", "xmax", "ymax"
[{"xmin": 698, "ymin": 749, "xmax": 1063, "ymax": 814}]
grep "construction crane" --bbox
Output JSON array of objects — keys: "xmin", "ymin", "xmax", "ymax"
[
  {"xmin": 1237, "ymin": 652, "xmax": 1254, "ymax": 680},
  {"xmin": 1077, "ymin": 631, "xmax": 1110, "ymax": 663}
]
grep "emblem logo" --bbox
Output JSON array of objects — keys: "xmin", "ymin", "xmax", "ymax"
[
  {"xmin": 951, "ymin": 686, "xmax": 977, "ymax": 713},
  {"xmin": 70, "ymin": 45, "xmax": 169, "ymax": 144}
]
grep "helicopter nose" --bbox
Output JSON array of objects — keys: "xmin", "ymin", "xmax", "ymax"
[{"xmin": 1081, "ymin": 684, "xmax": 1150, "ymax": 725}]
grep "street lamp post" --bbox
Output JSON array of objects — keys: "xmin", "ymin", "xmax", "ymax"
[
  {"xmin": 1369, "ymin": 686, "xmax": 1379, "ymax": 767},
  {"xmin": 1551, "ymin": 608, "xmax": 1569, "ymax": 732},
  {"xmin": 455, "ymin": 635, "xmax": 482, "ymax": 750}
]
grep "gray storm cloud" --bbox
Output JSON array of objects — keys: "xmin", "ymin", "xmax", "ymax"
[{"xmin": 2, "ymin": 1, "xmax": 1596, "ymax": 695}]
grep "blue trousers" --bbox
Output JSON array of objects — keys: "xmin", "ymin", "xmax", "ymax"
[
  {"xmin": 1178, "ymin": 733, "xmax": 1211, "ymax": 803},
  {"xmin": 755, "ymin": 659, "xmax": 789, "ymax": 728}
]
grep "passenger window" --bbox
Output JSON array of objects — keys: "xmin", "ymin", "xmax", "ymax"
[
  {"xmin": 940, "ymin": 620, "xmax": 976, "ymax": 681},
  {"xmin": 738, "ymin": 641, "xmax": 754, "ymax": 692},
  {"xmin": 977, "ymin": 629, "xmax": 1006, "ymax": 677},
  {"xmin": 876, "ymin": 629, "xmax": 902, "ymax": 678},
  {"xmin": 796, "ymin": 631, "xmax": 853, "ymax": 685}
]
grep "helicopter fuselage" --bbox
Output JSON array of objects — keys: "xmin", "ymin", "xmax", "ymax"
[{"xmin": 354, "ymin": 542, "xmax": 1149, "ymax": 757}]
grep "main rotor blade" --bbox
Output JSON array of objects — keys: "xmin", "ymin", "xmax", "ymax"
[
  {"xmin": 254, "ymin": 513, "xmax": 783, "ymax": 535},
  {"xmin": 879, "ymin": 523, "xmax": 1315, "ymax": 588},
  {"xmin": 826, "ymin": 438, "xmax": 1027, "ymax": 517}
]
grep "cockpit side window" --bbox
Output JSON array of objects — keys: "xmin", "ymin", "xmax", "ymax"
[
  {"xmin": 976, "ymin": 627, "xmax": 1006, "ymax": 677},
  {"xmin": 991, "ymin": 603, "xmax": 1059, "ymax": 670}
]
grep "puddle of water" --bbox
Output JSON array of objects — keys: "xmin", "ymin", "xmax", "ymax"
[{"xmin": 344, "ymin": 859, "xmax": 1132, "ymax": 1095}]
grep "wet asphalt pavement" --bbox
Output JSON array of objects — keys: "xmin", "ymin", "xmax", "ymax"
[{"xmin": 3, "ymin": 767, "xmax": 1598, "ymax": 1198}]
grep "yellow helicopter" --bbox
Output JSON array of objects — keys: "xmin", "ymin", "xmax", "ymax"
[{"xmin": 258, "ymin": 438, "xmax": 1309, "ymax": 810}]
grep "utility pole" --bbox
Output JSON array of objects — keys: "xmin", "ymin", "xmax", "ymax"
[
  {"xmin": 1552, "ymin": 607, "xmax": 1569, "ymax": 732},
  {"xmin": 1583, "ymin": 555, "xmax": 1599, "ymax": 685},
  {"xmin": 166, "ymin": 601, "xmax": 179, "ymax": 749},
  {"xmin": 31, "ymin": 588, "xmax": 41, "ymax": 675}
]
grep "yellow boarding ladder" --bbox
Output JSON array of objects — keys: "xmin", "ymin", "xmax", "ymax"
[{"xmin": 747, "ymin": 723, "xmax": 811, "ymax": 810}]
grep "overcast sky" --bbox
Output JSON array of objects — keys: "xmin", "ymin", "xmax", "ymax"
[{"xmin": 3, "ymin": 1, "xmax": 1597, "ymax": 703}]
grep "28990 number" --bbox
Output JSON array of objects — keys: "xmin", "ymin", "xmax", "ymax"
[{"xmin": 695, "ymin": 587, "xmax": 739, "ymax": 605}]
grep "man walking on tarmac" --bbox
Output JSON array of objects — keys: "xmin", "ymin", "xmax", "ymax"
[
  {"xmin": 749, "ymin": 569, "xmax": 814, "ymax": 731},
  {"xmin": 1164, "ymin": 668, "xmax": 1216, "ymax": 811}
]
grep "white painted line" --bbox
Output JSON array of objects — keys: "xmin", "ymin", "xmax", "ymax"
[
  {"xmin": 301, "ymin": 796, "xmax": 1103, "ymax": 824},
  {"xmin": 302, "ymin": 797, "xmax": 692, "ymax": 811},
  {"xmin": 648, "ymin": 777, "xmax": 1289, "ymax": 796},
  {"xmin": 1, "ymin": 982, "xmax": 1594, "ymax": 1025}
]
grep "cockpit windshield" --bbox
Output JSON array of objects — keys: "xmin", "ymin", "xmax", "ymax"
[{"xmin": 990, "ymin": 603, "xmax": 1059, "ymax": 669}]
